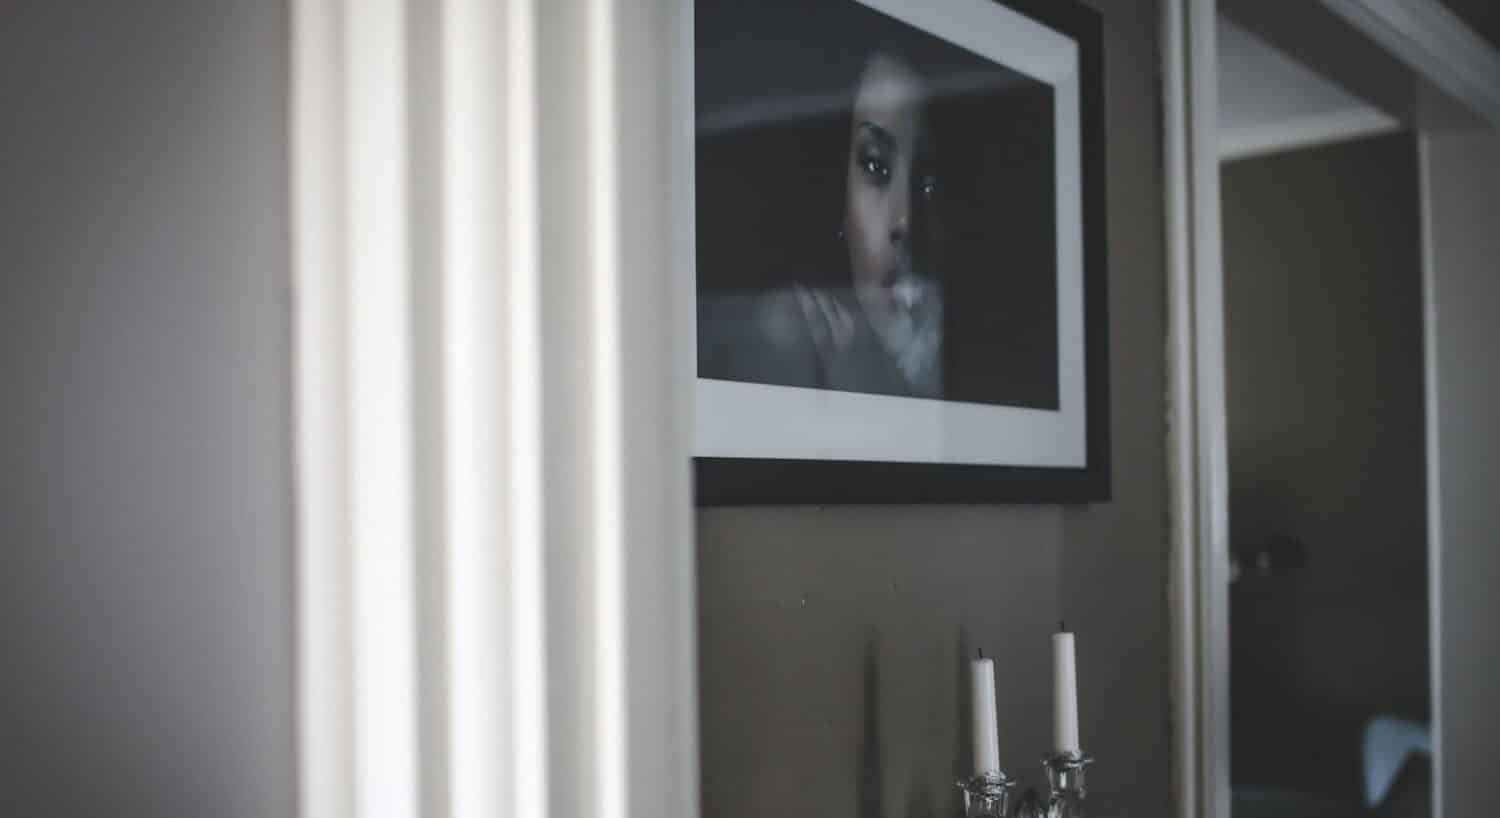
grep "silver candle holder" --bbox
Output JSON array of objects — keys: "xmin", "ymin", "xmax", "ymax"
[
  {"xmin": 956, "ymin": 751, "xmax": 1092, "ymax": 818},
  {"xmin": 956, "ymin": 770, "xmax": 1015, "ymax": 817}
]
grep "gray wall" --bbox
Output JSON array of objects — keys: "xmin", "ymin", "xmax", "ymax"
[
  {"xmin": 1221, "ymin": 134, "xmax": 1429, "ymax": 797},
  {"xmin": 0, "ymin": 2, "xmax": 295, "ymax": 817},
  {"xmin": 1423, "ymin": 129, "xmax": 1500, "ymax": 818},
  {"xmin": 696, "ymin": 1, "xmax": 1170, "ymax": 815}
]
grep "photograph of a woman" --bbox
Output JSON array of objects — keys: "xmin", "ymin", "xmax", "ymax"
[
  {"xmin": 701, "ymin": 49, "xmax": 945, "ymax": 398},
  {"xmin": 696, "ymin": 0, "xmax": 1061, "ymax": 410},
  {"xmin": 691, "ymin": 0, "xmax": 1107, "ymax": 501}
]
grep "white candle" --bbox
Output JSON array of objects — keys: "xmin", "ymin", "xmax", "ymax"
[
  {"xmin": 971, "ymin": 653, "xmax": 1001, "ymax": 775},
  {"xmin": 1052, "ymin": 626, "xmax": 1081, "ymax": 755}
]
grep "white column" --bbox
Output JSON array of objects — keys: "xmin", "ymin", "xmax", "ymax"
[
  {"xmin": 293, "ymin": 0, "xmax": 422, "ymax": 815},
  {"xmin": 292, "ymin": 2, "xmax": 698, "ymax": 818}
]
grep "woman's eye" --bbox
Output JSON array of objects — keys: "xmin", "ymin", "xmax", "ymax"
[
  {"xmin": 861, "ymin": 155, "xmax": 890, "ymax": 182},
  {"xmin": 920, "ymin": 176, "xmax": 938, "ymax": 198}
]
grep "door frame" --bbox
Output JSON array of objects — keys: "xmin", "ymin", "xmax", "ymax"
[
  {"xmin": 1162, "ymin": 1, "xmax": 1229, "ymax": 815},
  {"xmin": 1162, "ymin": 1, "xmax": 1500, "ymax": 817}
]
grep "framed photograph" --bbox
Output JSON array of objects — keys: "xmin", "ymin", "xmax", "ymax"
[{"xmin": 689, "ymin": 0, "xmax": 1108, "ymax": 504}]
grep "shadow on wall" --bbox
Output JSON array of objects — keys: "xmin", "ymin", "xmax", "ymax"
[
  {"xmin": 854, "ymin": 627, "xmax": 987, "ymax": 818},
  {"xmin": 861, "ymin": 634, "xmax": 885, "ymax": 818},
  {"xmin": 953, "ymin": 626, "xmax": 973, "ymax": 797}
]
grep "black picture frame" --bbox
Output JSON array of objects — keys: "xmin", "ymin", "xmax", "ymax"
[{"xmin": 691, "ymin": 0, "xmax": 1109, "ymax": 505}]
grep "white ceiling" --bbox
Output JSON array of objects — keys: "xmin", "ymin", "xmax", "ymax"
[{"xmin": 1218, "ymin": 16, "xmax": 1400, "ymax": 161}]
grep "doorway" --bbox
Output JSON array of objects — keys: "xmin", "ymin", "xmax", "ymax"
[
  {"xmin": 1166, "ymin": 1, "xmax": 1500, "ymax": 817},
  {"xmin": 1218, "ymin": 17, "xmax": 1432, "ymax": 816}
]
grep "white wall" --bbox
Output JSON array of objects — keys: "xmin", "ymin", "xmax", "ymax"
[
  {"xmin": 1422, "ymin": 128, "xmax": 1500, "ymax": 818},
  {"xmin": 1217, "ymin": 16, "xmax": 1397, "ymax": 161},
  {"xmin": 0, "ymin": 2, "xmax": 295, "ymax": 816}
]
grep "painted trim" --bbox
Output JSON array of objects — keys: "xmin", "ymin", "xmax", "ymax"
[
  {"xmin": 1321, "ymin": 0, "xmax": 1500, "ymax": 127},
  {"xmin": 1220, "ymin": 105, "xmax": 1401, "ymax": 162},
  {"xmin": 1416, "ymin": 133, "xmax": 1444, "ymax": 818},
  {"xmin": 1161, "ymin": 0, "xmax": 1199, "ymax": 814},
  {"xmin": 1187, "ymin": 2, "xmax": 1233, "ymax": 817},
  {"xmin": 1164, "ymin": 0, "xmax": 1231, "ymax": 815}
]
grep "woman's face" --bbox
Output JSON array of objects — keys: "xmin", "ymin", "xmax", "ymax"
[{"xmin": 844, "ymin": 53, "xmax": 937, "ymax": 310}]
